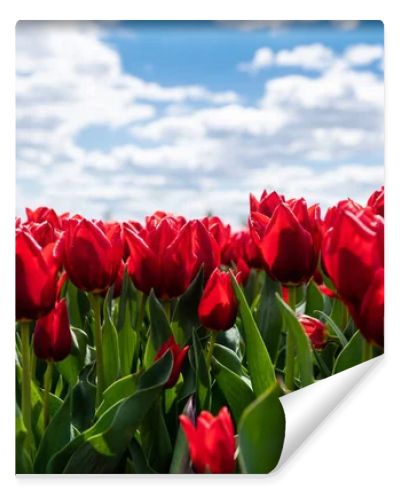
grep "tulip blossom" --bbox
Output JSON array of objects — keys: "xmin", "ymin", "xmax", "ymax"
[
  {"xmin": 322, "ymin": 205, "xmax": 384, "ymax": 347},
  {"xmin": 179, "ymin": 407, "xmax": 236, "ymax": 473},
  {"xmin": 25, "ymin": 206, "xmax": 61, "ymax": 229},
  {"xmin": 250, "ymin": 190, "xmax": 285, "ymax": 217},
  {"xmin": 33, "ymin": 299, "xmax": 72, "ymax": 362},
  {"xmin": 322, "ymin": 209, "xmax": 383, "ymax": 308},
  {"xmin": 352, "ymin": 267, "xmax": 384, "ymax": 347},
  {"xmin": 223, "ymin": 229, "xmax": 263, "ymax": 269},
  {"xmin": 298, "ymin": 315, "xmax": 328, "ymax": 350},
  {"xmin": 155, "ymin": 336, "xmax": 189, "ymax": 388},
  {"xmin": 198, "ymin": 268, "xmax": 238, "ymax": 331},
  {"xmin": 16, "ymin": 229, "xmax": 59, "ymax": 321},
  {"xmin": 250, "ymin": 201, "xmax": 319, "ymax": 285},
  {"xmin": 367, "ymin": 186, "xmax": 384, "ymax": 217},
  {"xmin": 201, "ymin": 216, "xmax": 231, "ymax": 256},
  {"xmin": 61, "ymin": 218, "xmax": 123, "ymax": 293},
  {"xmin": 125, "ymin": 216, "xmax": 220, "ymax": 300}
]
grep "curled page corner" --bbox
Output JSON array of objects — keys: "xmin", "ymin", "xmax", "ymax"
[{"xmin": 276, "ymin": 355, "xmax": 383, "ymax": 469}]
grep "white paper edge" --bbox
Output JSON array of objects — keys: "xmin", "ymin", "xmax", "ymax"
[{"xmin": 276, "ymin": 355, "xmax": 383, "ymax": 470}]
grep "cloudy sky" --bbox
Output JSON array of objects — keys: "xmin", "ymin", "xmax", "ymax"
[{"xmin": 16, "ymin": 20, "xmax": 384, "ymax": 226}]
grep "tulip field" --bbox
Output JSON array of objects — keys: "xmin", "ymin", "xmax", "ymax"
[{"xmin": 15, "ymin": 187, "xmax": 384, "ymax": 474}]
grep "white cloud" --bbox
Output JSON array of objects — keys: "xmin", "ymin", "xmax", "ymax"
[
  {"xmin": 16, "ymin": 22, "xmax": 384, "ymax": 225},
  {"xmin": 238, "ymin": 48, "xmax": 274, "ymax": 73},
  {"xmin": 344, "ymin": 44, "xmax": 384, "ymax": 66},
  {"xmin": 275, "ymin": 44, "xmax": 336, "ymax": 71},
  {"xmin": 238, "ymin": 43, "xmax": 383, "ymax": 74}
]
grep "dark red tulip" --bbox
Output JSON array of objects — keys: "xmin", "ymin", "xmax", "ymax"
[
  {"xmin": 33, "ymin": 299, "xmax": 72, "ymax": 362},
  {"xmin": 322, "ymin": 209, "xmax": 382, "ymax": 308},
  {"xmin": 250, "ymin": 202, "xmax": 318, "ymax": 285},
  {"xmin": 16, "ymin": 229, "xmax": 59, "ymax": 321},
  {"xmin": 367, "ymin": 186, "xmax": 384, "ymax": 217},
  {"xmin": 250, "ymin": 190, "xmax": 285, "ymax": 217},
  {"xmin": 26, "ymin": 221, "xmax": 59, "ymax": 248},
  {"xmin": 298, "ymin": 315, "xmax": 328, "ymax": 350},
  {"xmin": 25, "ymin": 206, "xmax": 61, "ymax": 229},
  {"xmin": 198, "ymin": 268, "xmax": 238, "ymax": 331},
  {"xmin": 125, "ymin": 217, "xmax": 220, "ymax": 300},
  {"xmin": 155, "ymin": 336, "xmax": 189, "ymax": 388},
  {"xmin": 179, "ymin": 406, "xmax": 236, "ymax": 474},
  {"xmin": 201, "ymin": 216, "xmax": 231, "ymax": 255},
  {"xmin": 61, "ymin": 218, "xmax": 123, "ymax": 293},
  {"xmin": 352, "ymin": 267, "xmax": 384, "ymax": 348},
  {"xmin": 223, "ymin": 229, "xmax": 263, "ymax": 269}
]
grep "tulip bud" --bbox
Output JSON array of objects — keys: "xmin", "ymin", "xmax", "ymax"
[
  {"xmin": 155, "ymin": 336, "xmax": 189, "ymax": 388},
  {"xmin": 16, "ymin": 229, "xmax": 59, "ymax": 321},
  {"xmin": 179, "ymin": 406, "xmax": 236, "ymax": 473},
  {"xmin": 61, "ymin": 218, "xmax": 123, "ymax": 293},
  {"xmin": 33, "ymin": 299, "xmax": 72, "ymax": 362},
  {"xmin": 298, "ymin": 315, "xmax": 328, "ymax": 350},
  {"xmin": 198, "ymin": 269, "xmax": 238, "ymax": 331}
]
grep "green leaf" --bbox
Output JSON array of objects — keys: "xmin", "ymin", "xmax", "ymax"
[
  {"xmin": 333, "ymin": 330, "xmax": 363, "ymax": 374},
  {"xmin": 169, "ymin": 396, "xmax": 195, "ymax": 473},
  {"xmin": 96, "ymin": 373, "xmax": 139, "ymax": 419},
  {"xmin": 128, "ymin": 437, "xmax": 155, "ymax": 473},
  {"xmin": 316, "ymin": 310, "xmax": 348, "ymax": 348},
  {"xmin": 16, "ymin": 406, "xmax": 33, "ymax": 473},
  {"xmin": 118, "ymin": 296, "xmax": 138, "ymax": 377},
  {"xmin": 172, "ymin": 268, "xmax": 204, "ymax": 346},
  {"xmin": 34, "ymin": 393, "xmax": 72, "ymax": 473},
  {"xmin": 149, "ymin": 290, "xmax": 173, "ymax": 351},
  {"xmin": 71, "ymin": 365, "xmax": 96, "ymax": 432},
  {"xmin": 102, "ymin": 291, "xmax": 120, "ymax": 388},
  {"xmin": 231, "ymin": 274, "xmax": 276, "ymax": 397},
  {"xmin": 238, "ymin": 383, "xmax": 285, "ymax": 473},
  {"xmin": 61, "ymin": 352, "xmax": 173, "ymax": 473},
  {"xmin": 276, "ymin": 294, "xmax": 315, "ymax": 387},
  {"xmin": 257, "ymin": 273, "xmax": 282, "ymax": 363},
  {"xmin": 305, "ymin": 280, "xmax": 325, "ymax": 317},
  {"xmin": 214, "ymin": 360, "xmax": 254, "ymax": 424},
  {"xmin": 191, "ymin": 329, "xmax": 211, "ymax": 411},
  {"xmin": 140, "ymin": 398, "xmax": 172, "ymax": 472},
  {"xmin": 56, "ymin": 327, "xmax": 89, "ymax": 386},
  {"xmin": 212, "ymin": 343, "xmax": 243, "ymax": 375},
  {"xmin": 65, "ymin": 281, "xmax": 90, "ymax": 330}
]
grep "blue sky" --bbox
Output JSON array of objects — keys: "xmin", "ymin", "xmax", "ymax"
[{"xmin": 16, "ymin": 21, "xmax": 384, "ymax": 226}]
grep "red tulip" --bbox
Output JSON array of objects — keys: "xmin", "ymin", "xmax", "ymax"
[
  {"xmin": 250, "ymin": 190, "xmax": 285, "ymax": 217},
  {"xmin": 250, "ymin": 202, "xmax": 318, "ymax": 285},
  {"xmin": 367, "ymin": 186, "xmax": 384, "ymax": 217},
  {"xmin": 198, "ymin": 269, "xmax": 238, "ymax": 331},
  {"xmin": 16, "ymin": 229, "xmax": 59, "ymax": 321},
  {"xmin": 352, "ymin": 267, "xmax": 384, "ymax": 347},
  {"xmin": 298, "ymin": 315, "xmax": 328, "ymax": 350},
  {"xmin": 61, "ymin": 218, "xmax": 123, "ymax": 293},
  {"xmin": 223, "ymin": 230, "xmax": 263, "ymax": 269},
  {"xmin": 33, "ymin": 299, "xmax": 72, "ymax": 362},
  {"xmin": 154, "ymin": 336, "xmax": 189, "ymax": 388},
  {"xmin": 25, "ymin": 206, "xmax": 61, "ymax": 229},
  {"xmin": 125, "ymin": 217, "xmax": 220, "ymax": 300},
  {"xmin": 201, "ymin": 216, "xmax": 231, "ymax": 254},
  {"xmin": 322, "ymin": 209, "xmax": 382, "ymax": 308},
  {"xmin": 179, "ymin": 407, "xmax": 236, "ymax": 473}
]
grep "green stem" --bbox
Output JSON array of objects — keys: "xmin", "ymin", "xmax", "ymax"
[
  {"xmin": 21, "ymin": 321, "xmax": 33, "ymax": 453},
  {"xmin": 43, "ymin": 361, "xmax": 53, "ymax": 428},
  {"xmin": 91, "ymin": 293, "xmax": 105, "ymax": 406},
  {"xmin": 285, "ymin": 287, "xmax": 297, "ymax": 391},
  {"xmin": 206, "ymin": 332, "xmax": 217, "ymax": 370},
  {"xmin": 362, "ymin": 338, "xmax": 373, "ymax": 362},
  {"xmin": 164, "ymin": 300, "xmax": 171, "ymax": 323},
  {"xmin": 31, "ymin": 348, "xmax": 37, "ymax": 382},
  {"xmin": 136, "ymin": 292, "xmax": 147, "ymax": 333}
]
